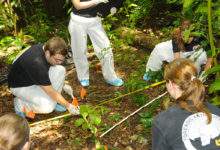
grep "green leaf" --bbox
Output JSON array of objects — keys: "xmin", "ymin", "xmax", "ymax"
[
  {"xmin": 79, "ymin": 105, "xmax": 90, "ymax": 118},
  {"xmin": 183, "ymin": 0, "xmax": 194, "ymax": 9},
  {"xmin": 205, "ymin": 65, "xmax": 220, "ymax": 76},
  {"xmin": 89, "ymin": 114, "xmax": 101, "ymax": 126},
  {"xmin": 210, "ymin": 96, "xmax": 220, "ymax": 106},
  {"xmin": 82, "ymin": 123, "xmax": 89, "ymax": 130},
  {"xmin": 196, "ymin": 4, "xmax": 207, "ymax": 14},
  {"xmin": 90, "ymin": 126, "xmax": 97, "ymax": 135},
  {"xmin": 209, "ymin": 79, "xmax": 220, "ymax": 93},
  {"xmin": 128, "ymin": 4, "xmax": 138, "ymax": 8},
  {"xmin": 166, "ymin": 0, "xmax": 179, "ymax": 4},
  {"xmin": 75, "ymin": 118, "xmax": 85, "ymax": 127}
]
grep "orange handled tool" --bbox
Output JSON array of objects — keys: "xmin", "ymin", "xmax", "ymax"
[{"xmin": 72, "ymin": 97, "xmax": 79, "ymax": 107}]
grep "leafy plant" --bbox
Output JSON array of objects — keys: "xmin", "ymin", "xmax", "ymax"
[
  {"xmin": 120, "ymin": 0, "xmax": 154, "ymax": 28},
  {"xmin": 24, "ymin": 8, "xmax": 53, "ymax": 42},
  {"xmin": 75, "ymin": 105, "xmax": 102, "ymax": 136},
  {"xmin": 139, "ymin": 112, "xmax": 153, "ymax": 128},
  {"xmin": 0, "ymin": 31, "xmax": 34, "ymax": 64},
  {"xmin": 205, "ymin": 65, "xmax": 220, "ymax": 105},
  {"xmin": 0, "ymin": 0, "xmax": 20, "ymax": 34},
  {"xmin": 109, "ymin": 113, "xmax": 122, "ymax": 122},
  {"xmin": 166, "ymin": 0, "xmax": 220, "ymax": 106}
]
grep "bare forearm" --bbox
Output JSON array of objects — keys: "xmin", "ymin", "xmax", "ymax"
[
  {"xmin": 204, "ymin": 57, "xmax": 213, "ymax": 71},
  {"xmin": 41, "ymin": 85, "xmax": 70, "ymax": 108},
  {"xmin": 49, "ymin": 91, "xmax": 69, "ymax": 107},
  {"xmin": 174, "ymin": 52, "xmax": 180, "ymax": 59},
  {"xmin": 72, "ymin": 0, "xmax": 96, "ymax": 10}
]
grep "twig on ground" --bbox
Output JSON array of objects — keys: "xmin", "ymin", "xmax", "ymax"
[
  {"xmin": 30, "ymin": 113, "xmax": 71, "ymax": 127},
  {"xmin": 99, "ymin": 92, "xmax": 167, "ymax": 138},
  {"xmin": 96, "ymin": 80, "xmax": 165, "ymax": 107}
]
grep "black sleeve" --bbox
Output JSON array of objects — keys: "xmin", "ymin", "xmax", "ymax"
[
  {"xmin": 24, "ymin": 60, "xmax": 51, "ymax": 86},
  {"xmin": 152, "ymin": 120, "xmax": 171, "ymax": 150},
  {"xmin": 172, "ymin": 39, "xmax": 180, "ymax": 53}
]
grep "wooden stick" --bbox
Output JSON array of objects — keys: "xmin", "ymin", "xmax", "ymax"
[
  {"xmin": 99, "ymin": 92, "xmax": 167, "ymax": 138},
  {"xmin": 30, "ymin": 113, "xmax": 71, "ymax": 127},
  {"xmin": 96, "ymin": 80, "xmax": 165, "ymax": 106}
]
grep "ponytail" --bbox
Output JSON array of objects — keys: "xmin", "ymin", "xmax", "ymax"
[
  {"xmin": 177, "ymin": 77, "xmax": 211, "ymax": 123},
  {"xmin": 164, "ymin": 58, "xmax": 212, "ymax": 124}
]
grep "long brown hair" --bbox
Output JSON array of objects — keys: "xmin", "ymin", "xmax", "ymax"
[
  {"xmin": 164, "ymin": 58, "xmax": 212, "ymax": 123},
  {"xmin": 0, "ymin": 113, "xmax": 30, "ymax": 150},
  {"xmin": 172, "ymin": 19, "xmax": 191, "ymax": 52}
]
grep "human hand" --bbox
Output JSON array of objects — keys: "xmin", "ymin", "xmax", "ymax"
[
  {"xmin": 93, "ymin": 0, "xmax": 109, "ymax": 5},
  {"xmin": 110, "ymin": 7, "xmax": 117, "ymax": 15},
  {"xmin": 198, "ymin": 71, "xmax": 207, "ymax": 83},
  {"xmin": 67, "ymin": 103, "xmax": 80, "ymax": 115}
]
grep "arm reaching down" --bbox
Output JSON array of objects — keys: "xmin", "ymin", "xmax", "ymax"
[
  {"xmin": 174, "ymin": 52, "xmax": 180, "ymax": 59},
  {"xmin": 40, "ymin": 85, "xmax": 79, "ymax": 115}
]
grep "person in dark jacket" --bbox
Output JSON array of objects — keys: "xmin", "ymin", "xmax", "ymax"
[{"xmin": 152, "ymin": 58, "xmax": 220, "ymax": 150}]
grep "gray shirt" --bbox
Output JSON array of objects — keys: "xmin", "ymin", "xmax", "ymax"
[{"xmin": 152, "ymin": 102, "xmax": 220, "ymax": 150}]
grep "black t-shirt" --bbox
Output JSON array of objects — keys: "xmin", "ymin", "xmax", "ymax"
[
  {"xmin": 72, "ymin": 0, "xmax": 97, "ymax": 18},
  {"xmin": 152, "ymin": 102, "xmax": 220, "ymax": 150},
  {"xmin": 72, "ymin": 0, "xmax": 123, "ymax": 18},
  {"xmin": 8, "ymin": 44, "xmax": 51, "ymax": 88}
]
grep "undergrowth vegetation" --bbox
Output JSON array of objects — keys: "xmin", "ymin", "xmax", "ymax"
[{"xmin": 0, "ymin": 0, "xmax": 219, "ymax": 148}]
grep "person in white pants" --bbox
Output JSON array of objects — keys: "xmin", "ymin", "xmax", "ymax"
[
  {"xmin": 11, "ymin": 65, "xmax": 66, "ymax": 114},
  {"xmin": 143, "ymin": 19, "xmax": 210, "ymax": 81},
  {"xmin": 145, "ymin": 40, "xmax": 207, "ymax": 73},
  {"xmin": 68, "ymin": 0, "xmax": 124, "ymax": 87},
  {"xmin": 8, "ymin": 37, "xmax": 79, "ymax": 118}
]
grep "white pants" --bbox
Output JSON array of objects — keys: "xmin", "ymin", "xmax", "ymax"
[
  {"xmin": 68, "ymin": 13, "xmax": 118, "ymax": 81},
  {"xmin": 146, "ymin": 40, "xmax": 207, "ymax": 73},
  {"xmin": 10, "ymin": 65, "xmax": 66, "ymax": 114}
]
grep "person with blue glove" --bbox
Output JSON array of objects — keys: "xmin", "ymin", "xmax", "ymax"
[
  {"xmin": 8, "ymin": 37, "xmax": 79, "ymax": 118},
  {"xmin": 68, "ymin": 0, "xmax": 124, "ymax": 87},
  {"xmin": 143, "ymin": 19, "xmax": 210, "ymax": 82}
]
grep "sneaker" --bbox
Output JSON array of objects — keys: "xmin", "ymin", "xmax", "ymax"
[
  {"xmin": 15, "ymin": 110, "xmax": 26, "ymax": 118},
  {"xmin": 106, "ymin": 78, "xmax": 124, "ymax": 86},
  {"xmin": 54, "ymin": 104, "xmax": 67, "ymax": 112},
  {"xmin": 14, "ymin": 97, "xmax": 26, "ymax": 118},
  {"xmin": 80, "ymin": 79, "xmax": 89, "ymax": 87},
  {"xmin": 143, "ymin": 72, "xmax": 151, "ymax": 81}
]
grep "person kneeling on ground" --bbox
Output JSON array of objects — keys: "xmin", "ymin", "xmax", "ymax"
[
  {"xmin": 152, "ymin": 58, "xmax": 220, "ymax": 150},
  {"xmin": 0, "ymin": 113, "xmax": 30, "ymax": 150},
  {"xmin": 8, "ymin": 37, "xmax": 79, "ymax": 118},
  {"xmin": 143, "ymin": 19, "xmax": 211, "ymax": 81}
]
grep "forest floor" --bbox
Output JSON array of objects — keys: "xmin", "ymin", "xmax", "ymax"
[{"xmin": 0, "ymin": 30, "xmax": 168, "ymax": 150}]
